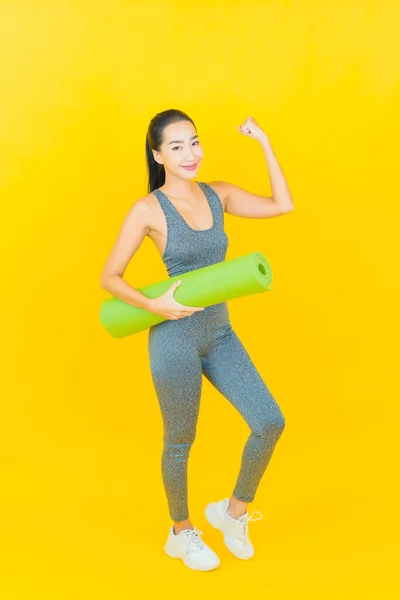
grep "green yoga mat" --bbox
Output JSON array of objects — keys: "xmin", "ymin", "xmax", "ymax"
[{"xmin": 100, "ymin": 251, "xmax": 273, "ymax": 338}]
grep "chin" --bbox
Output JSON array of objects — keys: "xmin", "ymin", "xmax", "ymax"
[{"xmin": 180, "ymin": 170, "xmax": 198, "ymax": 179}]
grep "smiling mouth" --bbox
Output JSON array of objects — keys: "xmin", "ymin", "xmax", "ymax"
[{"xmin": 182, "ymin": 163, "xmax": 198, "ymax": 168}]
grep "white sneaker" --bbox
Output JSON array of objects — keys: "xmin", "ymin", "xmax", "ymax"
[
  {"xmin": 164, "ymin": 525, "xmax": 220, "ymax": 571},
  {"xmin": 205, "ymin": 498, "xmax": 263, "ymax": 559}
]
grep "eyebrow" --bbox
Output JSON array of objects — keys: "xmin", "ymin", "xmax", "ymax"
[{"xmin": 168, "ymin": 135, "xmax": 198, "ymax": 145}]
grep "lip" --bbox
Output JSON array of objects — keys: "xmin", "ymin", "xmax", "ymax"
[{"xmin": 182, "ymin": 162, "xmax": 199, "ymax": 170}]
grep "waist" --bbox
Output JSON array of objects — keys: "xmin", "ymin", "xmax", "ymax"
[{"xmin": 150, "ymin": 301, "xmax": 229, "ymax": 332}]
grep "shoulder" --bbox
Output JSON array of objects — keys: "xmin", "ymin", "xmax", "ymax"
[
  {"xmin": 202, "ymin": 181, "xmax": 228, "ymax": 211},
  {"xmin": 122, "ymin": 192, "xmax": 160, "ymax": 235},
  {"xmin": 129, "ymin": 193, "xmax": 156, "ymax": 217}
]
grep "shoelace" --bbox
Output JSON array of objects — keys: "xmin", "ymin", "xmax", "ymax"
[
  {"xmin": 235, "ymin": 510, "xmax": 263, "ymax": 543},
  {"xmin": 180, "ymin": 528, "xmax": 205, "ymax": 554}
]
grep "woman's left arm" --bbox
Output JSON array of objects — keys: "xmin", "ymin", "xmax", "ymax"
[{"xmin": 214, "ymin": 116, "xmax": 295, "ymax": 218}]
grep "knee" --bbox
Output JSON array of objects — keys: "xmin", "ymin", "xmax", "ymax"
[
  {"xmin": 163, "ymin": 434, "xmax": 195, "ymax": 463},
  {"xmin": 163, "ymin": 440, "xmax": 192, "ymax": 463},
  {"xmin": 164, "ymin": 428, "xmax": 196, "ymax": 448},
  {"xmin": 254, "ymin": 410, "xmax": 286, "ymax": 439}
]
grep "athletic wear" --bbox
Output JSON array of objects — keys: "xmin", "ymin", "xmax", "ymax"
[{"xmin": 148, "ymin": 182, "xmax": 285, "ymax": 523}]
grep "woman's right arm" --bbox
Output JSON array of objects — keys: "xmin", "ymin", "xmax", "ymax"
[
  {"xmin": 100, "ymin": 198, "xmax": 205, "ymax": 320},
  {"xmin": 100, "ymin": 198, "xmax": 153, "ymax": 311}
]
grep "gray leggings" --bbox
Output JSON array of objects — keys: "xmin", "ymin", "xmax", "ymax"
[{"xmin": 148, "ymin": 302, "xmax": 285, "ymax": 523}]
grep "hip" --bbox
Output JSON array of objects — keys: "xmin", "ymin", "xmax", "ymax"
[{"xmin": 148, "ymin": 301, "xmax": 230, "ymax": 340}]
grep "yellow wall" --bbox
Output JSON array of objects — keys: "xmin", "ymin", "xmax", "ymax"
[{"xmin": 1, "ymin": 0, "xmax": 399, "ymax": 597}]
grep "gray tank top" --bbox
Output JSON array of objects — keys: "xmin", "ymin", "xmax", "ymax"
[{"xmin": 152, "ymin": 181, "xmax": 229, "ymax": 278}]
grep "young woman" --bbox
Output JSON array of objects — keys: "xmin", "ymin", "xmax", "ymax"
[{"xmin": 100, "ymin": 109, "xmax": 294, "ymax": 571}]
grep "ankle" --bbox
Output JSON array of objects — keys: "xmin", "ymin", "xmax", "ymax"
[
  {"xmin": 227, "ymin": 508, "xmax": 246, "ymax": 520},
  {"xmin": 227, "ymin": 497, "xmax": 248, "ymax": 519},
  {"xmin": 173, "ymin": 520, "xmax": 193, "ymax": 535}
]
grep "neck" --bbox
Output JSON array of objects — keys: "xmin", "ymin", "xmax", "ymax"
[{"xmin": 161, "ymin": 173, "xmax": 197, "ymax": 198}]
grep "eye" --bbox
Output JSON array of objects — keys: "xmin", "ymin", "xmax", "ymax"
[{"xmin": 172, "ymin": 141, "xmax": 200, "ymax": 151}]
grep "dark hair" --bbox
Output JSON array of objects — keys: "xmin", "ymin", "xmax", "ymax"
[{"xmin": 145, "ymin": 109, "xmax": 196, "ymax": 193}]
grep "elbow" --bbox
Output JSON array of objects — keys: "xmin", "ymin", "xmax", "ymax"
[
  {"xmin": 100, "ymin": 272, "xmax": 122, "ymax": 290},
  {"xmin": 283, "ymin": 203, "xmax": 294, "ymax": 214},
  {"xmin": 100, "ymin": 273, "xmax": 112, "ymax": 290},
  {"xmin": 100, "ymin": 276, "xmax": 108, "ymax": 290}
]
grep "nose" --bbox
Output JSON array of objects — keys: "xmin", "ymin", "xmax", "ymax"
[{"xmin": 184, "ymin": 152, "xmax": 198, "ymax": 164}]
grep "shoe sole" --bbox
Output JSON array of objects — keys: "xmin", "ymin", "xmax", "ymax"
[{"xmin": 164, "ymin": 539, "xmax": 220, "ymax": 571}]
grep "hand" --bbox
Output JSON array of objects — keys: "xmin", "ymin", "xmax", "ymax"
[
  {"xmin": 238, "ymin": 116, "xmax": 268, "ymax": 142},
  {"xmin": 147, "ymin": 280, "xmax": 205, "ymax": 320}
]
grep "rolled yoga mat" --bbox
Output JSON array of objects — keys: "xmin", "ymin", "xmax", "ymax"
[{"xmin": 100, "ymin": 250, "xmax": 273, "ymax": 338}]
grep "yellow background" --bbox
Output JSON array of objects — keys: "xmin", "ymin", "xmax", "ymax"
[{"xmin": 1, "ymin": 0, "xmax": 399, "ymax": 597}]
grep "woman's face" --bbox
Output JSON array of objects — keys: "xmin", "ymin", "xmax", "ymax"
[{"xmin": 153, "ymin": 120, "xmax": 204, "ymax": 179}]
